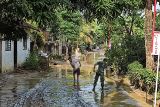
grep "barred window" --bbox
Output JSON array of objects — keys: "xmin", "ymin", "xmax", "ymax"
[
  {"xmin": 23, "ymin": 38, "xmax": 27, "ymax": 50},
  {"xmin": 5, "ymin": 40, "xmax": 11, "ymax": 51}
]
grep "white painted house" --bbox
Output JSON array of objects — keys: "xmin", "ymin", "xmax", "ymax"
[{"xmin": 0, "ymin": 38, "xmax": 30, "ymax": 73}]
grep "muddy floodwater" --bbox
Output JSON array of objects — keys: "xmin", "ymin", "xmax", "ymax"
[
  {"xmin": 0, "ymin": 66, "xmax": 151, "ymax": 107},
  {"xmin": 0, "ymin": 52, "xmax": 152, "ymax": 107}
]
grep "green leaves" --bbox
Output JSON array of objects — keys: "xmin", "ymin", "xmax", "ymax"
[
  {"xmin": 128, "ymin": 61, "xmax": 159, "ymax": 94},
  {"xmin": 0, "ymin": 0, "xmax": 69, "ymax": 38},
  {"xmin": 51, "ymin": 8, "xmax": 82, "ymax": 44},
  {"xmin": 23, "ymin": 52, "xmax": 39, "ymax": 70},
  {"xmin": 156, "ymin": 12, "xmax": 160, "ymax": 31}
]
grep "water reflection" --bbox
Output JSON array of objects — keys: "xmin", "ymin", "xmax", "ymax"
[
  {"xmin": 72, "ymin": 81, "xmax": 81, "ymax": 91},
  {"xmin": 93, "ymin": 91, "xmax": 105, "ymax": 104},
  {"xmin": 100, "ymin": 91, "xmax": 104, "ymax": 103},
  {"xmin": 61, "ymin": 69, "xmax": 67, "ymax": 78},
  {"xmin": 0, "ymin": 72, "xmax": 49, "ymax": 107},
  {"xmin": 0, "ymin": 61, "xmax": 150, "ymax": 107},
  {"xmin": 93, "ymin": 91, "xmax": 99, "ymax": 103},
  {"xmin": 11, "ymin": 86, "xmax": 17, "ymax": 98}
]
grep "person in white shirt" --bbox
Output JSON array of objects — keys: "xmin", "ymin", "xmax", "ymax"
[
  {"xmin": 75, "ymin": 48, "xmax": 81, "ymax": 60},
  {"xmin": 69, "ymin": 48, "xmax": 81, "ymax": 87}
]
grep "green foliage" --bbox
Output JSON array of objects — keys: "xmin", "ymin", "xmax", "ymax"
[
  {"xmin": 36, "ymin": 35, "xmax": 45, "ymax": 49},
  {"xmin": 128, "ymin": 61, "xmax": 143, "ymax": 71},
  {"xmin": 106, "ymin": 8, "xmax": 145, "ymax": 74},
  {"xmin": 156, "ymin": 12, "xmax": 160, "ymax": 31},
  {"xmin": 0, "ymin": 0, "xmax": 69, "ymax": 38},
  {"xmin": 23, "ymin": 53, "xmax": 39, "ymax": 70},
  {"xmin": 128, "ymin": 61, "xmax": 160, "ymax": 94},
  {"xmin": 23, "ymin": 52, "xmax": 50, "ymax": 70},
  {"xmin": 0, "ymin": 0, "xmax": 146, "ymax": 40},
  {"xmin": 51, "ymin": 8, "xmax": 82, "ymax": 44},
  {"xmin": 79, "ymin": 19, "xmax": 106, "ymax": 45},
  {"xmin": 106, "ymin": 32, "xmax": 145, "ymax": 74}
]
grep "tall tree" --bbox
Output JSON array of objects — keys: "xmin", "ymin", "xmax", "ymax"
[
  {"xmin": 144, "ymin": 0, "xmax": 154, "ymax": 70},
  {"xmin": 51, "ymin": 7, "xmax": 82, "ymax": 45},
  {"xmin": 0, "ymin": 0, "xmax": 68, "ymax": 39},
  {"xmin": 70, "ymin": 0, "xmax": 158, "ymax": 70}
]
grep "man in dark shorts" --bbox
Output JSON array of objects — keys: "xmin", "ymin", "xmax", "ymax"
[
  {"xmin": 69, "ymin": 55, "xmax": 81, "ymax": 86},
  {"xmin": 92, "ymin": 58, "xmax": 107, "ymax": 91}
]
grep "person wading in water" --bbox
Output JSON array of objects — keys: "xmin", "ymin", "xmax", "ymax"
[
  {"xmin": 92, "ymin": 58, "xmax": 107, "ymax": 91},
  {"xmin": 69, "ymin": 48, "xmax": 81, "ymax": 88}
]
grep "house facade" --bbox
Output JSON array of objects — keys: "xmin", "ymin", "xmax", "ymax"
[{"xmin": 0, "ymin": 38, "xmax": 30, "ymax": 73}]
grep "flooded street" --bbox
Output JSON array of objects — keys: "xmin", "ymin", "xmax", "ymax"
[
  {"xmin": 0, "ymin": 53, "xmax": 151, "ymax": 107},
  {"xmin": 0, "ymin": 66, "xmax": 151, "ymax": 107}
]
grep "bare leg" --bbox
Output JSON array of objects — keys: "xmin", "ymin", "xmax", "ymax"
[
  {"xmin": 73, "ymin": 73, "xmax": 76, "ymax": 86},
  {"xmin": 77, "ymin": 74, "xmax": 79, "ymax": 83},
  {"xmin": 77, "ymin": 74, "xmax": 80, "ymax": 90}
]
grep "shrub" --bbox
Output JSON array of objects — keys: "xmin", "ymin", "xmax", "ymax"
[
  {"xmin": 23, "ymin": 53, "xmax": 39, "ymax": 70},
  {"xmin": 128, "ymin": 61, "xmax": 160, "ymax": 95},
  {"xmin": 128, "ymin": 61, "xmax": 143, "ymax": 71}
]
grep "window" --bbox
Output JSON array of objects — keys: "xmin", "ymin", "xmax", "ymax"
[
  {"xmin": 23, "ymin": 38, "xmax": 27, "ymax": 50},
  {"xmin": 5, "ymin": 40, "xmax": 11, "ymax": 51}
]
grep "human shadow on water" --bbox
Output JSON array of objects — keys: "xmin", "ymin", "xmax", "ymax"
[
  {"xmin": 100, "ymin": 91, "xmax": 104, "ymax": 103},
  {"xmin": 73, "ymin": 81, "xmax": 81, "ymax": 91},
  {"xmin": 93, "ymin": 90, "xmax": 105, "ymax": 104}
]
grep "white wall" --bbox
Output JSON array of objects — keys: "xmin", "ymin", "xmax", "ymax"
[
  {"xmin": 17, "ymin": 38, "xmax": 30, "ymax": 66},
  {"xmin": 1, "ymin": 41, "xmax": 14, "ymax": 72}
]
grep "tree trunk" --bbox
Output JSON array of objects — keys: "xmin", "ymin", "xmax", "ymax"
[
  {"xmin": 144, "ymin": 0, "xmax": 154, "ymax": 70},
  {"xmin": 107, "ymin": 23, "xmax": 112, "ymax": 49}
]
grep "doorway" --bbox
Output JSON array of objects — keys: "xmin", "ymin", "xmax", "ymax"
[{"xmin": 14, "ymin": 40, "xmax": 17, "ymax": 68}]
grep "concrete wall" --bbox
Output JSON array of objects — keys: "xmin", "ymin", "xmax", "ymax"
[
  {"xmin": 1, "ymin": 41, "xmax": 14, "ymax": 72},
  {"xmin": 17, "ymin": 38, "xmax": 30, "ymax": 66},
  {"xmin": 0, "ymin": 41, "xmax": 2, "ymax": 73}
]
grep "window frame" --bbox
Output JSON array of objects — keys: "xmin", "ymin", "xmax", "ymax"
[
  {"xmin": 23, "ymin": 38, "xmax": 27, "ymax": 50},
  {"xmin": 5, "ymin": 40, "xmax": 11, "ymax": 51}
]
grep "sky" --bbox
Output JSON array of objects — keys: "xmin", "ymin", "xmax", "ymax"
[{"xmin": 153, "ymin": 2, "xmax": 160, "ymax": 11}]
